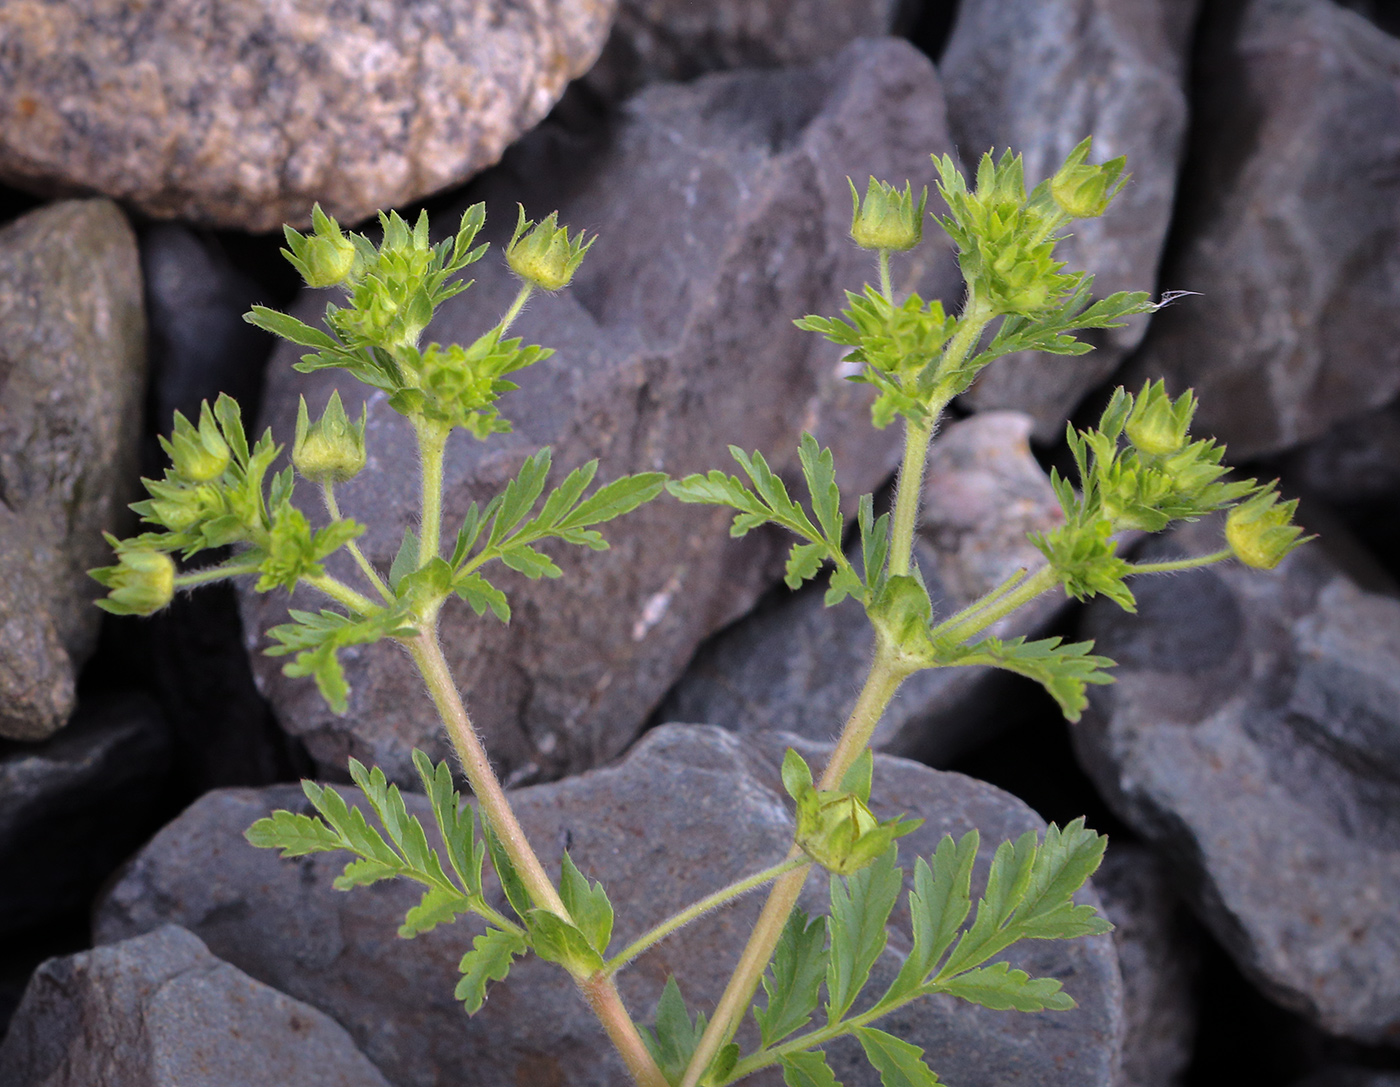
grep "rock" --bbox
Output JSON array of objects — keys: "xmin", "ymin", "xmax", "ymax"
[
  {"xmin": 95, "ymin": 724, "xmax": 1122, "ymax": 1087},
  {"xmin": 586, "ymin": 0, "xmax": 905, "ymax": 100},
  {"xmin": 1072, "ymin": 515, "xmax": 1400, "ymax": 1044},
  {"xmin": 0, "ymin": 199, "xmax": 146, "ymax": 741},
  {"xmin": 939, "ymin": 0, "xmax": 1199, "ymax": 438},
  {"xmin": 0, "ymin": 924, "xmax": 391, "ymax": 1087},
  {"xmin": 1094, "ymin": 844, "xmax": 1196, "ymax": 1087},
  {"xmin": 141, "ymin": 223, "xmax": 272, "ymax": 426},
  {"xmin": 0, "ymin": 693, "xmax": 172, "ymax": 935},
  {"xmin": 0, "ymin": 0, "xmax": 617, "ymax": 231},
  {"xmin": 239, "ymin": 39, "xmax": 965, "ymax": 786},
  {"xmin": 656, "ymin": 411, "xmax": 1067, "ymax": 765},
  {"xmin": 1124, "ymin": 0, "xmax": 1400, "ymax": 459}
]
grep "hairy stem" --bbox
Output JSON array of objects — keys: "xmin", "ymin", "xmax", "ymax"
[
  {"xmin": 878, "ymin": 249, "xmax": 893, "ymax": 303},
  {"xmin": 173, "ymin": 561, "xmax": 262, "ymax": 589},
  {"xmin": 499, "ymin": 282, "xmax": 535, "ymax": 338},
  {"xmin": 678, "ymin": 649, "xmax": 907, "ymax": 1087},
  {"xmin": 304, "ymin": 573, "xmax": 379, "ymax": 616},
  {"xmin": 604, "ymin": 857, "xmax": 808, "ymax": 976},
  {"xmin": 929, "ymin": 563, "xmax": 1060, "ymax": 645},
  {"xmin": 1129, "ymin": 548, "xmax": 1232, "ymax": 575},
  {"xmin": 887, "ymin": 414, "xmax": 934, "ymax": 579},
  {"xmin": 416, "ymin": 420, "xmax": 450, "ymax": 565},
  {"xmin": 322, "ymin": 483, "xmax": 394, "ymax": 602},
  {"xmin": 580, "ymin": 974, "xmax": 672, "ymax": 1087}
]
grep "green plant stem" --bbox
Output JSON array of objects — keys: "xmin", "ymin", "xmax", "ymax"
[
  {"xmin": 604, "ymin": 857, "xmax": 808, "ymax": 976},
  {"xmin": 499, "ymin": 282, "xmax": 534, "ymax": 337},
  {"xmin": 678, "ymin": 649, "xmax": 907, "ymax": 1087},
  {"xmin": 878, "ymin": 250, "xmax": 893, "ymax": 302},
  {"xmin": 415, "ymin": 420, "xmax": 450, "ymax": 565},
  {"xmin": 304, "ymin": 574, "xmax": 379, "ymax": 616},
  {"xmin": 1129, "ymin": 548, "xmax": 1232, "ymax": 575},
  {"xmin": 407, "ymin": 626, "xmax": 667, "ymax": 1087},
  {"xmin": 929, "ymin": 563, "xmax": 1060, "ymax": 645},
  {"xmin": 173, "ymin": 562, "xmax": 262, "ymax": 589},
  {"xmin": 322, "ymin": 483, "xmax": 394, "ymax": 602}
]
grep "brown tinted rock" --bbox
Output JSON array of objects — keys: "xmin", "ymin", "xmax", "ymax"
[
  {"xmin": 0, "ymin": 200, "xmax": 145, "ymax": 740},
  {"xmin": 1125, "ymin": 0, "xmax": 1400, "ymax": 458},
  {"xmin": 0, "ymin": 0, "xmax": 616, "ymax": 231},
  {"xmin": 941, "ymin": 0, "xmax": 1199, "ymax": 437},
  {"xmin": 0, "ymin": 925, "xmax": 391, "ymax": 1087},
  {"xmin": 96, "ymin": 725, "xmax": 1122, "ymax": 1087},
  {"xmin": 239, "ymin": 39, "xmax": 964, "ymax": 786},
  {"xmin": 1074, "ymin": 516, "xmax": 1400, "ymax": 1044},
  {"xmin": 656, "ymin": 412, "xmax": 1067, "ymax": 766}
]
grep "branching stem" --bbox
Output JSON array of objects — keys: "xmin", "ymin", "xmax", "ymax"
[
  {"xmin": 322, "ymin": 482, "xmax": 393, "ymax": 602},
  {"xmin": 304, "ymin": 573, "xmax": 379, "ymax": 616}
]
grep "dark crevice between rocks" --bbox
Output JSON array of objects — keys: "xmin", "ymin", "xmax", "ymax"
[
  {"xmin": 1334, "ymin": 0, "xmax": 1400, "ymax": 39},
  {"xmin": 0, "ymin": 182, "xmax": 42, "ymax": 230},
  {"xmin": 903, "ymin": 0, "xmax": 961, "ymax": 63}
]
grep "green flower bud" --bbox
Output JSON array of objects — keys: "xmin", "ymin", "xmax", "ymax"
[
  {"xmin": 147, "ymin": 484, "xmax": 217, "ymax": 532},
  {"xmin": 282, "ymin": 204, "xmax": 359, "ymax": 289},
  {"xmin": 1050, "ymin": 137, "xmax": 1127, "ymax": 220},
  {"xmin": 781, "ymin": 749, "xmax": 920, "ymax": 876},
  {"xmin": 505, "ymin": 206, "xmax": 594, "ymax": 291},
  {"xmin": 160, "ymin": 402, "xmax": 230, "ymax": 483},
  {"xmin": 849, "ymin": 177, "xmax": 928, "ymax": 252},
  {"xmin": 294, "ymin": 391, "xmax": 367, "ymax": 484},
  {"xmin": 90, "ymin": 543, "xmax": 176, "ymax": 616},
  {"xmin": 1226, "ymin": 485, "xmax": 1307, "ymax": 570},
  {"xmin": 1126, "ymin": 380, "xmax": 1195, "ymax": 458}
]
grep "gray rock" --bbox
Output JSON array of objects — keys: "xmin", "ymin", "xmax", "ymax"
[
  {"xmin": 1282, "ymin": 397, "xmax": 1400, "ymax": 508},
  {"xmin": 96, "ymin": 724, "xmax": 1122, "ymax": 1087},
  {"xmin": 657, "ymin": 411, "xmax": 1067, "ymax": 766},
  {"xmin": 0, "ymin": 693, "xmax": 172, "ymax": 934},
  {"xmin": 1125, "ymin": 0, "xmax": 1400, "ymax": 459},
  {"xmin": 0, "ymin": 924, "xmax": 391, "ymax": 1087},
  {"xmin": 0, "ymin": 0, "xmax": 616, "ymax": 231},
  {"xmin": 940, "ymin": 0, "xmax": 1199, "ymax": 438},
  {"xmin": 1073, "ymin": 515, "xmax": 1400, "ymax": 1044},
  {"xmin": 239, "ymin": 39, "xmax": 965, "ymax": 786},
  {"xmin": 586, "ymin": 0, "xmax": 906, "ymax": 100},
  {"xmin": 1094, "ymin": 844, "xmax": 1196, "ymax": 1087},
  {"xmin": 0, "ymin": 199, "xmax": 146, "ymax": 741}
]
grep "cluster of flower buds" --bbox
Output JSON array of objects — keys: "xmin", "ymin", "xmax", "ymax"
[
  {"xmin": 506, "ymin": 206, "xmax": 594, "ymax": 292},
  {"xmin": 849, "ymin": 178, "xmax": 928, "ymax": 253},
  {"xmin": 781, "ymin": 749, "xmax": 920, "ymax": 877},
  {"xmin": 293, "ymin": 391, "xmax": 367, "ymax": 484}
]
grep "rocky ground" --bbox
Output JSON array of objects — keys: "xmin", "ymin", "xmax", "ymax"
[{"xmin": 2, "ymin": 1, "xmax": 1400, "ymax": 1085}]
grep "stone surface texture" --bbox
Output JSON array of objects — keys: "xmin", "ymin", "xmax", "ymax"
[
  {"xmin": 0, "ymin": 694, "xmax": 172, "ymax": 935},
  {"xmin": 587, "ymin": 0, "xmax": 904, "ymax": 99},
  {"xmin": 940, "ymin": 0, "xmax": 1199, "ymax": 437},
  {"xmin": 0, "ymin": 199, "xmax": 146, "ymax": 740},
  {"xmin": 0, "ymin": 924, "xmax": 391, "ymax": 1087},
  {"xmin": 1074, "ymin": 515, "xmax": 1400, "ymax": 1044},
  {"xmin": 657, "ymin": 411, "xmax": 1067, "ymax": 766},
  {"xmin": 240, "ymin": 39, "xmax": 965, "ymax": 787},
  {"xmin": 0, "ymin": 0, "xmax": 617, "ymax": 231},
  {"xmin": 1095, "ymin": 844, "xmax": 1196, "ymax": 1087},
  {"xmin": 96, "ymin": 724, "xmax": 1122, "ymax": 1087},
  {"xmin": 1125, "ymin": 0, "xmax": 1400, "ymax": 459}
]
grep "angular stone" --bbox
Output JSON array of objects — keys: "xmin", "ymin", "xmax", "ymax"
[
  {"xmin": 940, "ymin": 0, "xmax": 1199, "ymax": 437},
  {"xmin": 0, "ymin": 0, "xmax": 616, "ymax": 232},
  {"xmin": 1073, "ymin": 515, "xmax": 1400, "ymax": 1044},
  {"xmin": 96, "ymin": 724, "xmax": 1122, "ymax": 1087},
  {"xmin": 0, "ymin": 693, "xmax": 172, "ymax": 935},
  {"xmin": 657, "ymin": 412, "xmax": 1067, "ymax": 765},
  {"xmin": 587, "ymin": 0, "xmax": 904, "ymax": 100},
  {"xmin": 1125, "ymin": 0, "xmax": 1400, "ymax": 459},
  {"xmin": 0, "ymin": 924, "xmax": 391, "ymax": 1087},
  {"xmin": 1094, "ymin": 844, "xmax": 1197, "ymax": 1087},
  {"xmin": 0, "ymin": 199, "xmax": 146, "ymax": 740},
  {"xmin": 239, "ymin": 39, "xmax": 964, "ymax": 786}
]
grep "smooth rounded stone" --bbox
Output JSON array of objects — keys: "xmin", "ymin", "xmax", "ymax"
[
  {"xmin": 656, "ymin": 411, "xmax": 1067, "ymax": 766},
  {"xmin": 0, "ymin": 693, "xmax": 172, "ymax": 935},
  {"xmin": 141, "ymin": 224, "xmax": 272, "ymax": 426},
  {"xmin": 1094, "ymin": 844, "xmax": 1196, "ymax": 1087},
  {"xmin": 95, "ymin": 724, "xmax": 1123, "ymax": 1087},
  {"xmin": 1072, "ymin": 515, "xmax": 1400, "ymax": 1044},
  {"xmin": 1124, "ymin": 0, "xmax": 1400, "ymax": 459},
  {"xmin": 0, "ymin": 924, "xmax": 391, "ymax": 1087},
  {"xmin": 586, "ymin": 0, "xmax": 905, "ymax": 100},
  {"xmin": 239, "ymin": 38, "xmax": 965, "ymax": 787},
  {"xmin": 0, "ymin": 199, "xmax": 146, "ymax": 741},
  {"xmin": 0, "ymin": 0, "xmax": 616, "ymax": 231},
  {"xmin": 939, "ymin": 0, "xmax": 1199, "ymax": 438}
]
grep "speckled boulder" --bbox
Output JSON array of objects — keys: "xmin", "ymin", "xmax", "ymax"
[{"xmin": 0, "ymin": 0, "xmax": 617, "ymax": 230}]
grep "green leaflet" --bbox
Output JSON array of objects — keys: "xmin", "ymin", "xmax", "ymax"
[
  {"xmin": 826, "ymin": 847, "xmax": 903, "ymax": 1024},
  {"xmin": 559, "ymin": 853, "xmax": 614, "ymax": 955},
  {"xmin": 853, "ymin": 1027, "xmax": 942, "ymax": 1087},
  {"xmin": 884, "ymin": 830, "xmax": 977, "ymax": 1004},
  {"xmin": 940, "ymin": 636, "xmax": 1115, "ymax": 722},
  {"xmin": 399, "ymin": 884, "xmax": 473, "ymax": 938},
  {"xmin": 781, "ymin": 1051, "xmax": 844, "ymax": 1087},
  {"xmin": 243, "ymin": 809, "xmax": 344, "ymax": 856},
  {"xmin": 641, "ymin": 977, "xmax": 708, "ymax": 1086},
  {"xmin": 456, "ymin": 927, "xmax": 528, "ymax": 1014},
  {"xmin": 755, "ymin": 908, "xmax": 829, "ymax": 1048},
  {"xmin": 937, "ymin": 962, "xmax": 1074, "ymax": 1012}
]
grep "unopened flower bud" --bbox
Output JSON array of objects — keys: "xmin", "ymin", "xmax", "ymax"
[
  {"xmin": 505, "ymin": 206, "xmax": 594, "ymax": 291},
  {"xmin": 781, "ymin": 749, "xmax": 920, "ymax": 877},
  {"xmin": 849, "ymin": 177, "xmax": 927, "ymax": 252},
  {"xmin": 91, "ymin": 545, "xmax": 176, "ymax": 616},
  {"xmin": 294, "ymin": 391, "xmax": 367, "ymax": 484},
  {"xmin": 1126, "ymin": 380, "xmax": 1194, "ymax": 458},
  {"xmin": 283, "ymin": 205, "xmax": 359, "ymax": 289},
  {"xmin": 1226, "ymin": 485, "xmax": 1307, "ymax": 570},
  {"xmin": 161, "ymin": 403, "xmax": 230, "ymax": 483},
  {"xmin": 1050, "ymin": 137, "xmax": 1127, "ymax": 220}
]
